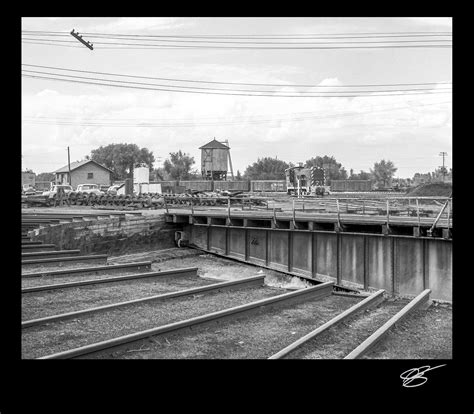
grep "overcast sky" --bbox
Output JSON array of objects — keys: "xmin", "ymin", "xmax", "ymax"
[{"xmin": 21, "ymin": 17, "xmax": 452, "ymax": 178}]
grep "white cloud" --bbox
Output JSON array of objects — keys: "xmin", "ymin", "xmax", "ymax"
[
  {"xmin": 22, "ymin": 73, "xmax": 452, "ymax": 176},
  {"xmin": 89, "ymin": 18, "xmax": 195, "ymax": 33},
  {"xmin": 409, "ymin": 17, "xmax": 452, "ymax": 28},
  {"xmin": 318, "ymin": 77, "xmax": 343, "ymax": 87}
]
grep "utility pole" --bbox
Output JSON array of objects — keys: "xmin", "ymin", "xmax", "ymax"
[
  {"xmin": 67, "ymin": 147, "xmax": 71, "ymax": 185},
  {"xmin": 439, "ymin": 151, "xmax": 448, "ymax": 182},
  {"xmin": 70, "ymin": 29, "xmax": 94, "ymax": 50}
]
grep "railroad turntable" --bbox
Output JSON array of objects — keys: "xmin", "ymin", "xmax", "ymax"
[{"xmin": 21, "ymin": 201, "xmax": 452, "ymax": 359}]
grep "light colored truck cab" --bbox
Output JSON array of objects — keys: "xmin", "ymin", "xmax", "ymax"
[
  {"xmin": 76, "ymin": 184, "xmax": 104, "ymax": 195},
  {"xmin": 42, "ymin": 184, "xmax": 73, "ymax": 197}
]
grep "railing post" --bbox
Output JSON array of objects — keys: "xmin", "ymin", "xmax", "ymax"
[
  {"xmin": 227, "ymin": 197, "xmax": 231, "ymax": 220},
  {"xmin": 447, "ymin": 198, "xmax": 451, "ymax": 230},
  {"xmin": 164, "ymin": 196, "xmax": 169, "ymax": 214},
  {"xmin": 416, "ymin": 198, "xmax": 420, "ymax": 229},
  {"xmin": 292, "ymin": 199, "xmax": 296, "ymax": 227},
  {"xmin": 427, "ymin": 196, "xmax": 451, "ymax": 237},
  {"xmin": 336, "ymin": 199, "xmax": 341, "ymax": 230},
  {"xmin": 386, "ymin": 198, "xmax": 390, "ymax": 227}
]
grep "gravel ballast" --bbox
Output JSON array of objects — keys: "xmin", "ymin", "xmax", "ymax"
[
  {"xmin": 287, "ymin": 299, "xmax": 410, "ymax": 359},
  {"xmin": 80, "ymin": 294, "xmax": 360, "ymax": 359},
  {"xmin": 21, "ymin": 268, "xmax": 152, "ymax": 288},
  {"xmin": 22, "ymin": 285, "xmax": 282, "ymax": 359},
  {"xmin": 360, "ymin": 303, "xmax": 452, "ymax": 359},
  {"xmin": 21, "ymin": 275, "xmax": 215, "ymax": 321}
]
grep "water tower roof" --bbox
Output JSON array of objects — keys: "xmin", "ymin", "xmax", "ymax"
[{"xmin": 199, "ymin": 138, "xmax": 230, "ymax": 150}]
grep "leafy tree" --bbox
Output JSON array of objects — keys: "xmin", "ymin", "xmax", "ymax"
[
  {"xmin": 152, "ymin": 167, "xmax": 169, "ymax": 181},
  {"xmin": 90, "ymin": 143, "xmax": 155, "ymax": 180},
  {"xmin": 243, "ymin": 157, "xmax": 290, "ymax": 180},
  {"xmin": 370, "ymin": 159, "xmax": 397, "ymax": 188},
  {"xmin": 36, "ymin": 172, "xmax": 55, "ymax": 182},
  {"xmin": 235, "ymin": 170, "xmax": 242, "ymax": 181},
  {"xmin": 305, "ymin": 155, "xmax": 348, "ymax": 180},
  {"xmin": 163, "ymin": 150, "xmax": 195, "ymax": 180},
  {"xmin": 349, "ymin": 170, "xmax": 372, "ymax": 180},
  {"xmin": 23, "ymin": 168, "xmax": 34, "ymax": 174}
]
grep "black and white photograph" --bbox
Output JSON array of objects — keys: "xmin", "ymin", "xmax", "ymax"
[{"xmin": 15, "ymin": 15, "xmax": 463, "ymax": 401}]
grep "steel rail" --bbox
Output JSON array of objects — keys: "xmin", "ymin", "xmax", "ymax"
[
  {"xmin": 21, "ymin": 250, "xmax": 81, "ymax": 259},
  {"xmin": 268, "ymin": 289, "xmax": 385, "ymax": 359},
  {"xmin": 21, "ymin": 244, "xmax": 57, "ymax": 252},
  {"xmin": 21, "ymin": 267, "xmax": 198, "ymax": 293},
  {"xmin": 38, "ymin": 281, "xmax": 334, "ymax": 359},
  {"xmin": 344, "ymin": 289, "xmax": 431, "ymax": 359},
  {"xmin": 21, "ymin": 254, "xmax": 108, "ymax": 266},
  {"xmin": 22, "ymin": 275, "xmax": 265, "ymax": 328},
  {"xmin": 21, "ymin": 261, "xmax": 152, "ymax": 278}
]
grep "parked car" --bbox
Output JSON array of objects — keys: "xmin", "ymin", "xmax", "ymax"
[
  {"xmin": 22, "ymin": 185, "xmax": 37, "ymax": 196},
  {"xmin": 75, "ymin": 184, "xmax": 105, "ymax": 196},
  {"xmin": 42, "ymin": 185, "xmax": 74, "ymax": 197},
  {"xmin": 99, "ymin": 185, "xmax": 110, "ymax": 193},
  {"xmin": 107, "ymin": 184, "xmax": 124, "ymax": 196}
]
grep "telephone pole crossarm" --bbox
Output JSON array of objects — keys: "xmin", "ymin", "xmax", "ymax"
[{"xmin": 70, "ymin": 29, "xmax": 94, "ymax": 50}]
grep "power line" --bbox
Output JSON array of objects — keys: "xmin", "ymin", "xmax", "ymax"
[
  {"xmin": 97, "ymin": 45, "xmax": 452, "ymax": 50},
  {"xmin": 21, "ymin": 63, "xmax": 452, "ymax": 88},
  {"xmin": 21, "ymin": 69, "xmax": 452, "ymax": 95},
  {"xmin": 21, "ymin": 35, "xmax": 452, "ymax": 45},
  {"xmin": 22, "ymin": 100, "xmax": 451, "ymax": 128},
  {"xmin": 21, "ymin": 39, "xmax": 451, "ymax": 50},
  {"xmin": 21, "ymin": 99, "xmax": 451, "ymax": 123},
  {"xmin": 21, "ymin": 72, "xmax": 452, "ymax": 98},
  {"xmin": 23, "ymin": 101, "xmax": 450, "ymax": 123},
  {"xmin": 22, "ymin": 37, "xmax": 79, "ymax": 43},
  {"xmin": 21, "ymin": 30, "xmax": 452, "ymax": 41},
  {"xmin": 22, "ymin": 41, "xmax": 83, "ymax": 48}
]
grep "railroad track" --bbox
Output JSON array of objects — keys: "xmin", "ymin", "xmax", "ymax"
[
  {"xmin": 30, "ymin": 282, "xmax": 333, "ymax": 359},
  {"xmin": 21, "ymin": 235, "xmax": 434, "ymax": 359},
  {"xmin": 22, "ymin": 263, "xmax": 431, "ymax": 359},
  {"xmin": 268, "ymin": 289, "xmax": 431, "ymax": 359}
]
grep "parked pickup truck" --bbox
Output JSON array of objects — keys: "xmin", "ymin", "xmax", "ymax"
[
  {"xmin": 76, "ymin": 184, "xmax": 105, "ymax": 196},
  {"xmin": 42, "ymin": 184, "xmax": 74, "ymax": 197}
]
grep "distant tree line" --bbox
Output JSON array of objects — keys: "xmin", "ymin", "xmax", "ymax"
[{"xmin": 27, "ymin": 143, "xmax": 406, "ymax": 189}]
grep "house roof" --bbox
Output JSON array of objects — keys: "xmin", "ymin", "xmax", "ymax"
[
  {"xmin": 53, "ymin": 159, "xmax": 114, "ymax": 174},
  {"xmin": 199, "ymin": 138, "xmax": 230, "ymax": 150}
]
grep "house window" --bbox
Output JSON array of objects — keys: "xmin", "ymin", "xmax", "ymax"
[{"xmin": 87, "ymin": 173, "xmax": 94, "ymax": 179}]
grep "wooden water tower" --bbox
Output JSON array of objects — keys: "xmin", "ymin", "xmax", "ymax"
[{"xmin": 200, "ymin": 138, "xmax": 233, "ymax": 181}]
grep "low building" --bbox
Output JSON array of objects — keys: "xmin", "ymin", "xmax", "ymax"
[
  {"xmin": 53, "ymin": 160, "xmax": 113, "ymax": 189},
  {"xmin": 21, "ymin": 171, "xmax": 36, "ymax": 188}
]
